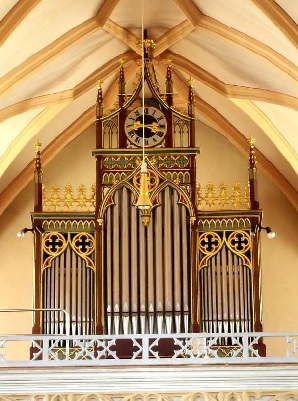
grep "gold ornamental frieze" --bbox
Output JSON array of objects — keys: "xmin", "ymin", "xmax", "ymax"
[
  {"xmin": 164, "ymin": 171, "xmax": 190, "ymax": 184},
  {"xmin": 103, "ymin": 156, "xmax": 141, "ymax": 170},
  {"xmin": 197, "ymin": 218, "xmax": 251, "ymax": 231},
  {"xmin": 102, "ymin": 155, "xmax": 189, "ymax": 170},
  {"xmin": 43, "ymin": 220, "xmax": 95, "ymax": 232},
  {"xmin": 153, "ymin": 155, "xmax": 189, "ymax": 169},
  {"xmin": 41, "ymin": 181, "xmax": 250, "ymax": 213},
  {"xmin": 42, "ymin": 184, "xmax": 95, "ymax": 212},
  {"xmin": 102, "ymin": 172, "xmax": 129, "ymax": 186},
  {"xmin": 2, "ymin": 391, "xmax": 297, "ymax": 401},
  {"xmin": 197, "ymin": 182, "xmax": 250, "ymax": 210}
]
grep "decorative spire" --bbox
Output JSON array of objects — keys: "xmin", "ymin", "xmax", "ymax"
[
  {"xmin": 143, "ymin": 38, "xmax": 155, "ymax": 59},
  {"xmin": 96, "ymin": 79, "xmax": 103, "ymax": 119},
  {"xmin": 34, "ymin": 140, "xmax": 43, "ymax": 184},
  {"xmin": 118, "ymin": 58, "xmax": 126, "ymax": 95},
  {"xmin": 165, "ymin": 58, "xmax": 173, "ymax": 95},
  {"xmin": 188, "ymin": 77, "xmax": 195, "ymax": 116},
  {"xmin": 248, "ymin": 136, "xmax": 259, "ymax": 209},
  {"xmin": 34, "ymin": 140, "xmax": 43, "ymax": 212},
  {"xmin": 248, "ymin": 136, "xmax": 257, "ymax": 178}
]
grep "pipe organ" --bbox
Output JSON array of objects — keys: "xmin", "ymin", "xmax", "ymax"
[{"xmin": 31, "ymin": 38, "xmax": 265, "ymax": 356}]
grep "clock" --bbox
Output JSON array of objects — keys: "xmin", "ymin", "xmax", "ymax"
[{"xmin": 125, "ymin": 106, "xmax": 167, "ymax": 147}]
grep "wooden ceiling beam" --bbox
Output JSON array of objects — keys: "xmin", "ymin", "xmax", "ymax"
[
  {"xmin": 156, "ymin": 61, "xmax": 298, "ymax": 212},
  {"xmin": 251, "ymin": 0, "xmax": 298, "ymax": 48},
  {"xmin": 160, "ymin": 51, "xmax": 298, "ymax": 111},
  {"xmin": 0, "ymin": 0, "xmax": 41, "ymax": 46},
  {"xmin": 0, "ymin": 50, "xmax": 137, "ymax": 123},
  {"xmin": 173, "ymin": 0, "xmax": 297, "ymax": 81},
  {"xmin": 95, "ymin": 0, "xmax": 121, "ymax": 26},
  {"xmin": 0, "ymin": 61, "xmax": 138, "ymax": 216},
  {"xmin": 0, "ymin": 0, "xmax": 123, "ymax": 97},
  {"xmin": 0, "ymin": 17, "xmax": 100, "ymax": 96},
  {"xmin": 103, "ymin": 20, "xmax": 140, "ymax": 54},
  {"xmin": 172, "ymin": 0, "xmax": 203, "ymax": 26},
  {"xmin": 154, "ymin": 20, "xmax": 195, "ymax": 56}
]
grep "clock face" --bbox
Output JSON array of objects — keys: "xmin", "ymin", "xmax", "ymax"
[{"xmin": 125, "ymin": 106, "xmax": 167, "ymax": 147}]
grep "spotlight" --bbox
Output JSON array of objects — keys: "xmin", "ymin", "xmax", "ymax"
[
  {"xmin": 17, "ymin": 228, "xmax": 30, "ymax": 237},
  {"xmin": 250, "ymin": 224, "xmax": 276, "ymax": 239},
  {"xmin": 17, "ymin": 226, "xmax": 45, "ymax": 237},
  {"xmin": 262, "ymin": 226, "xmax": 276, "ymax": 239}
]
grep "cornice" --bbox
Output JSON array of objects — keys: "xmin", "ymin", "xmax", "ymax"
[{"xmin": 0, "ymin": 365, "xmax": 298, "ymax": 394}]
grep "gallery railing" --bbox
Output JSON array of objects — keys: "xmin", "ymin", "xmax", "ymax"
[{"xmin": 0, "ymin": 332, "xmax": 297, "ymax": 367}]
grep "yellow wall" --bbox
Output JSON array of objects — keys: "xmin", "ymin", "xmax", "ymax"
[{"xmin": 0, "ymin": 122, "xmax": 297, "ymax": 359}]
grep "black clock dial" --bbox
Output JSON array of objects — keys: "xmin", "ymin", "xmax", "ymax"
[{"xmin": 125, "ymin": 106, "xmax": 167, "ymax": 147}]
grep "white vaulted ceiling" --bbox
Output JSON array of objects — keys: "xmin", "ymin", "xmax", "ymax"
[{"xmin": 0, "ymin": 0, "xmax": 297, "ymax": 212}]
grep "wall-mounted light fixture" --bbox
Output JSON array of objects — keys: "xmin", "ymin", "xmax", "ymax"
[
  {"xmin": 251, "ymin": 224, "xmax": 275, "ymax": 239},
  {"xmin": 261, "ymin": 226, "xmax": 276, "ymax": 239},
  {"xmin": 17, "ymin": 225, "xmax": 45, "ymax": 238}
]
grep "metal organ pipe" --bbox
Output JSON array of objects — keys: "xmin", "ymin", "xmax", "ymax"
[{"xmin": 104, "ymin": 185, "xmax": 191, "ymax": 335}]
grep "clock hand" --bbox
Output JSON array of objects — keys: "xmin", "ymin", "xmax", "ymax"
[{"xmin": 131, "ymin": 121, "xmax": 160, "ymax": 132}]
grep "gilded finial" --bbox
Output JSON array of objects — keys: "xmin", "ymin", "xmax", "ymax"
[
  {"xmin": 35, "ymin": 140, "xmax": 42, "ymax": 153},
  {"xmin": 34, "ymin": 140, "xmax": 43, "ymax": 184},
  {"xmin": 188, "ymin": 77, "xmax": 194, "ymax": 87},
  {"xmin": 248, "ymin": 136, "xmax": 255, "ymax": 147},
  {"xmin": 166, "ymin": 58, "xmax": 172, "ymax": 67},
  {"xmin": 97, "ymin": 79, "xmax": 103, "ymax": 89},
  {"xmin": 143, "ymin": 39, "xmax": 155, "ymax": 51},
  {"xmin": 138, "ymin": 38, "xmax": 156, "ymax": 57},
  {"xmin": 119, "ymin": 58, "xmax": 125, "ymax": 66},
  {"xmin": 248, "ymin": 136, "xmax": 257, "ymax": 173}
]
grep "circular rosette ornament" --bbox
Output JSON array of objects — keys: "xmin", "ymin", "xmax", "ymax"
[
  {"xmin": 198, "ymin": 232, "xmax": 222, "ymax": 256},
  {"xmin": 133, "ymin": 168, "xmax": 159, "ymax": 193}
]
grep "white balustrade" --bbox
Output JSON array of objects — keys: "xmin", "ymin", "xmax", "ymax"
[{"xmin": 0, "ymin": 332, "xmax": 297, "ymax": 367}]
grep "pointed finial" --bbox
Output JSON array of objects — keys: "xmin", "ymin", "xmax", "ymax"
[
  {"xmin": 248, "ymin": 136, "xmax": 257, "ymax": 171},
  {"xmin": 188, "ymin": 77, "xmax": 195, "ymax": 116},
  {"xmin": 248, "ymin": 136, "xmax": 255, "ymax": 147},
  {"xmin": 119, "ymin": 58, "xmax": 125, "ymax": 66},
  {"xmin": 188, "ymin": 77, "xmax": 194, "ymax": 87},
  {"xmin": 166, "ymin": 58, "xmax": 172, "ymax": 67},
  {"xmin": 34, "ymin": 140, "xmax": 43, "ymax": 185},
  {"xmin": 97, "ymin": 79, "xmax": 103, "ymax": 89},
  {"xmin": 35, "ymin": 140, "xmax": 42, "ymax": 153}
]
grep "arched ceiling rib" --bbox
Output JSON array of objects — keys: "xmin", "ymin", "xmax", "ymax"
[{"xmin": 0, "ymin": 0, "xmax": 297, "ymax": 213}]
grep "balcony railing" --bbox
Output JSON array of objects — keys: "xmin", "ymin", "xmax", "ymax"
[{"xmin": 1, "ymin": 331, "xmax": 298, "ymax": 367}]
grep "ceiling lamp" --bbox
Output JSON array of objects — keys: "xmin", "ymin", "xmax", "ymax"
[{"xmin": 135, "ymin": 0, "xmax": 153, "ymax": 219}]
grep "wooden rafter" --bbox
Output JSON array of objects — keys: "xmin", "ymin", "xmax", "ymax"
[
  {"xmin": 251, "ymin": 0, "xmax": 298, "ymax": 48},
  {"xmin": 160, "ymin": 51, "xmax": 298, "ymax": 111},
  {"xmin": 103, "ymin": 20, "xmax": 140, "ymax": 54},
  {"xmin": 0, "ymin": 0, "xmax": 41, "ymax": 46},
  {"xmin": 0, "ymin": 51, "xmax": 137, "ymax": 123},
  {"xmin": 155, "ymin": 20, "xmax": 195, "ymax": 56},
  {"xmin": 156, "ymin": 61, "xmax": 298, "ymax": 212}
]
